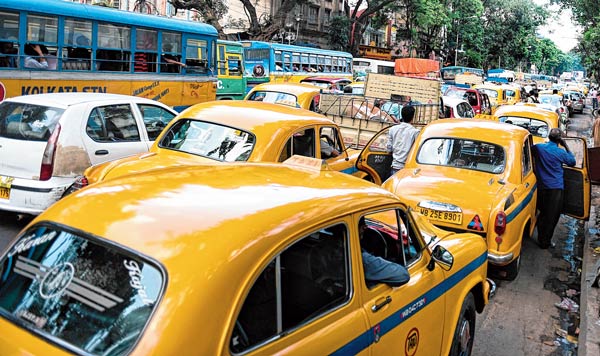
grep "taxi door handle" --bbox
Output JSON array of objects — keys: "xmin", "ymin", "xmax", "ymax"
[
  {"xmin": 372, "ymin": 296, "xmax": 392, "ymax": 312},
  {"xmin": 95, "ymin": 150, "xmax": 109, "ymax": 156},
  {"xmin": 525, "ymin": 182, "xmax": 530, "ymax": 188}
]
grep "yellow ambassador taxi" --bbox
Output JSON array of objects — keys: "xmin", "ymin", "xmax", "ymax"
[
  {"xmin": 357, "ymin": 119, "xmax": 591, "ymax": 280},
  {"xmin": 0, "ymin": 159, "xmax": 495, "ymax": 355},
  {"xmin": 74, "ymin": 100, "xmax": 359, "ymax": 189},
  {"xmin": 474, "ymin": 83, "xmax": 522, "ymax": 111},
  {"xmin": 489, "ymin": 104, "xmax": 561, "ymax": 144},
  {"xmin": 244, "ymin": 82, "xmax": 322, "ymax": 111}
]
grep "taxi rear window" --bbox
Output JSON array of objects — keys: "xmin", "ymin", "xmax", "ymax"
[
  {"xmin": 159, "ymin": 119, "xmax": 256, "ymax": 162},
  {"xmin": 416, "ymin": 138, "xmax": 505, "ymax": 174},
  {"xmin": 0, "ymin": 224, "xmax": 164, "ymax": 356}
]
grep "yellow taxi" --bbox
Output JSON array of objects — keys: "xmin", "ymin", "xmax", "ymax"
[
  {"xmin": 492, "ymin": 104, "xmax": 561, "ymax": 144},
  {"xmin": 244, "ymin": 82, "xmax": 322, "ymax": 111},
  {"xmin": 72, "ymin": 100, "xmax": 360, "ymax": 189},
  {"xmin": 0, "ymin": 159, "xmax": 494, "ymax": 355},
  {"xmin": 474, "ymin": 83, "xmax": 522, "ymax": 110},
  {"xmin": 357, "ymin": 119, "xmax": 591, "ymax": 280}
]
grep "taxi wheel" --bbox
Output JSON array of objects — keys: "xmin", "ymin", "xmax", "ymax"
[
  {"xmin": 449, "ymin": 292, "xmax": 476, "ymax": 356},
  {"xmin": 503, "ymin": 255, "xmax": 520, "ymax": 281}
]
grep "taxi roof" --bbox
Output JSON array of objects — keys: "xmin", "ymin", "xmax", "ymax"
[
  {"xmin": 494, "ymin": 103, "xmax": 559, "ymax": 121},
  {"xmin": 176, "ymin": 100, "xmax": 334, "ymax": 129},
  {"xmin": 248, "ymin": 82, "xmax": 322, "ymax": 95},
  {"xmin": 421, "ymin": 118, "xmax": 530, "ymax": 142},
  {"xmin": 44, "ymin": 162, "xmax": 396, "ymax": 276}
]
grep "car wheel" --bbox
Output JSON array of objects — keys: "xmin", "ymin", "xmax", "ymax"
[
  {"xmin": 502, "ymin": 254, "xmax": 521, "ymax": 281},
  {"xmin": 449, "ymin": 292, "xmax": 476, "ymax": 356}
]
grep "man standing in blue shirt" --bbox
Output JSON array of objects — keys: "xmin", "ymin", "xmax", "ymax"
[{"xmin": 532, "ymin": 128, "xmax": 576, "ymax": 249}]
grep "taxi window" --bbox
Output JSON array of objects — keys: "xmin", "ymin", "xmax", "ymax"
[
  {"xmin": 499, "ymin": 116, "xmax": 549, "ymax": 138},
  {"xmin": 159, "ymin": 119, "xmax": 255, "ymax": 162},
  {"xmin": 0, "ymin": 224, "xmax": 164, "ymax": 356},
  {"xmin": 88, "ymin": 104, "xmax": 140, "ymax": 142},
  {"xmin": 416, "ymin": 138, "xmax": 505, "ymax": 174},
  {"xmin": 230, "ymin": 224, "xmax": 350, "ymax": 353},
  {"xmin": 247, "ymin": 91, "xmax": 298, "ymax": 108},
  {"xmin": 136, "ymin": 103, "xmax": 176, "ymax": 141},
  {"xmin": 522, "ymin": 140, "xmax": 532, "ymax": 177},
  {"xmin": 278, "ymin": 128, "xmax": 316, "ymax": 161},
  {"xmin": 360, "ymin": 209, "xmax": 422, "ymax": 277},
  {"xmin": 479, "ymin": 88, "xmax": 498, "ymax": 99},
  {"xmin": 0, "ymin": 101, "xmax": 65, "ymax": 142}
]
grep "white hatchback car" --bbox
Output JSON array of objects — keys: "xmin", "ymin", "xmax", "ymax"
[
  {"xmin": 0, "ymin": 93, "xmax": 177, "ymax": 215},
  {"xmin": 442, "ymin": 96, "xmax": 475, "ymax": 118}
]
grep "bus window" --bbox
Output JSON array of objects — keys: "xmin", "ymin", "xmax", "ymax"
[
  {"xmin": 135, "ymin": 28, "xmax": 157, "ymax": 72},
  {"xmin": 324, "ymin": 56, "xmax": 332, "ymax": 72},
  {"xmin": 217, "ymin": 44, "xmax": 226, "ymax": 75},
  {"xmin": 309, "ymin": 54, "xmax": 317, "ymax": 72},
  {"xmin": 161, "ymin": 32, "xmax": 183, "ymax": 73},
  {"xmin": 274, "ymin": 50, "xmax": 282, "ymax": 71},
  {"xmin": 227, "ymin": 57, "xmax": 241, "ymax": 75},
  {"xmin": 186, "ymin": 38, "xmax": 208, "ymax": 74},
  {"xmin": 97, "ymin": 23, "xmax": 130, "ymax": 72},
  {"xmin": 63, "ymin": 19, "xmax": 91, "ymax": 71},
  {"xmin": 0, "ymin": 12, "xmax": 19, "ymax": 68},
  {"xmin": 27, "ymin": 14, "xmax": 58, "ymax": 70},
  {"xmin": 292, "ymin": 53, "xmax": 300, "ymax": 72},
  {"xmin": 283, "ymin": 53, "xmax": 291, "ymax": 72}
]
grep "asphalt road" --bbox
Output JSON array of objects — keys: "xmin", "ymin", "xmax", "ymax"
[{"xmin": 473, "ymin": 109, "xmax": 593, "ymax": 355}]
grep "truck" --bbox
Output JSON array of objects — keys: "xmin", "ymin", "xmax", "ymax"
[{"xmin": 318, "ymin": 72, "xmax": 442, "ymax": 149}]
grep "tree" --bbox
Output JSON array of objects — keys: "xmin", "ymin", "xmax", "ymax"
[
  {"xmin": 169, "ymin": 0, "xmax": 228, "ymax": 37},
  {"xmin": 328, "ymin": 16, "xmax": 351, "ymax": 51}
]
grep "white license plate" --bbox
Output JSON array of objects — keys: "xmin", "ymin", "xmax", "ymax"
[{"xmin": 419, "ymin": 208, "xmax": 462, "ymax": 225}]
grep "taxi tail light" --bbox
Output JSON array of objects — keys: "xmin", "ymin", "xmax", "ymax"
[
  {"xmin": 40, "ymin": 124, "xmax": 61, "ymax": 181},
  {"xmin": 494, "ymin": 211, "xmax": 507, "ymax": 235}
]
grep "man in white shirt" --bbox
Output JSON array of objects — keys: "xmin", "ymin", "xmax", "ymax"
[
  {"xmin": 386, "ymin": 105, "xmax": 420, "ymax": 176},
  {"xmin": 24, "ymin": 44, "xmax": 48, "ymax": 69}
]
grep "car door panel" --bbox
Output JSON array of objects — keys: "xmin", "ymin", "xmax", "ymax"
[
  {"xmin": 562, "ymin": 137, "xmax": 590, "ymax": 220},
  {"xmin": 357, "ymin": 127, "xmax": 393, "ymax": 185}
]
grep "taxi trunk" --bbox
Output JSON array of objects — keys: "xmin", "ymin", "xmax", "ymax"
[{"xmin": 389, "ymin": 167, "xmax": 506, "ymax": 235}]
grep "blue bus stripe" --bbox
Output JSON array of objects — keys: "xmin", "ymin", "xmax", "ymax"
[
  {"xmin": 330, "ymin": 251, "xmax": 488, "ymax": 355},
  {"xmin": 505, "ymin": 183, "xmax": 537, "ymax": 223}
]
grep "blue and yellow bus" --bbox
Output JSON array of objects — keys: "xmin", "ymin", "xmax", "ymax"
[
  {"xmin": 441, "ymin": 66, "xmax": 485, "ymax": 85},
  {"xmin": 216, "ymin": 39, "xmax": 246, "ymax": 100},
  {"xmin": 0, "ymin": 0, "xmax": 218, "ymax": 111},
  {"xmin": 241, "ymin": 41, "xmax": 353, "ymax": 88}
]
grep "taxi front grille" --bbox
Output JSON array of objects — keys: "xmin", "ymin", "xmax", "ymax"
[{"xmin": 433, "ymin": 224, "xmax": 487, "ymax": 239}]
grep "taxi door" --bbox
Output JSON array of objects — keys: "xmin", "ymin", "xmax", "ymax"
[
  {"xmin": 356, "ymin": 209, "xmax": 446, "ymax": 355},
  {"xmin": 356, "ymin": 127, "xmax": 393, "ymax": 185},
  {"xmin": 318, "ymin": 125, "xmax": 356, "ymax": 174},
  {"xmin": 562, "ymin": 137, "xmax": 591, "ymax": 220}
]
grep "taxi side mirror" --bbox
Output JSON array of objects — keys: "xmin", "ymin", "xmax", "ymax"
[{"xmin": 428, "ymin": 245, "xmax": 454, "ymax": 271}]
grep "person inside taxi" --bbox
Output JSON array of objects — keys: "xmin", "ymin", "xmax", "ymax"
[
  {"xmin": 387, "ymin": 105, "xmax": 420, "ymax": 176},
  {"xmin": 359, "ymin": 217, "xmax": 410, "ymax": 287},
  {"xmin": 532, "ymin": 128, "xmax": 576, "ymax": 249},
  {"xmin": 320, "ymin": 135, "xmax": 339, "ymax": 158}
]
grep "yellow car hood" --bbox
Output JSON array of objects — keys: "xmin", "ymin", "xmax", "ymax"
[
  {"xmin": 386, "ymin": 167, "xmax": 507, "ymax": 230},
  {"xmin": 86, "ymin": 151, "xmax": 216, "ymax": 184}
]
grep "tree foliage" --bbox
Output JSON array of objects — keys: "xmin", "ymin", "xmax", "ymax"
[
  {"xmin": 552, "ymin": 0, "xmax": 600, "ymax": 80},
  {"xmin": 328, "ymin": 16, "xmax": 351, "ymax": 51}
]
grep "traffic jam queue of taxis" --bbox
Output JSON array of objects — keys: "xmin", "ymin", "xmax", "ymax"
[
  {"xmin": 357, "ymin": 118, "xmax": 591, "ymax": 281},
  {"xmin": 0, "ymin": 157, "xmax": 495, "ymax": 355}
]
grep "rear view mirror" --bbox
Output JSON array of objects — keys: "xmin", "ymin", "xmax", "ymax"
[{"xmin": 430, "ymin": 245, "xmax": 454, "ymax": 271}]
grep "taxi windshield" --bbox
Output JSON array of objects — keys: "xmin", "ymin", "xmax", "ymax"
[
  {"xmin": 416, "ymin": 137, "xmax": 505, "ymax": 174},
  {"xmin": 0, "ymin": 224, "xmax": 164, "ymax": 356},
  {"xmin": 478, "ymin": 88, "xmax": 498, "ymax": 99},
  {"xmin": 247, "ymin": 91, "xmax": 299, "ymax": 108},
  {"xmin": 159, "ymin": 119, "xmax": 256, "ymax": 162},
  {"xmin": 499, "ymin": 116, "xmax": 549, "ymax": 138}
]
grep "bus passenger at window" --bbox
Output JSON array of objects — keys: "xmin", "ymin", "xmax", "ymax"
[
  {"xmin": 24, "ymin": 44, "xmax": 48, "ymax": 69},
  {"xmin": 0, "ymin": 41, "xmax": 17, "ymax": 68},
  {"xmin": 135, "ymin": 34, "xmax": 153, "ymax": 72},
  {"xmin": 161, "ymin": 44, "xmax": 186, "ymax": 73}
]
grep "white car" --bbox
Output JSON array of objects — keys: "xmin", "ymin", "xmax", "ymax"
[
  {"xmin": 442, "ymin": 96, "xmax": 475, "ymax": 118},
  {"xmin": 0, "ymin": 93, "xmax": 177, "ymax": 215}
]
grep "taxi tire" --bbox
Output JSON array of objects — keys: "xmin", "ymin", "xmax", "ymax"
[
  {"xmin": 503, "ymin": 255, "xmax": 520, "ymax": 281},
  {"xmin": 449, "ymin": 292, "xmax": 476, "ymax": 356}
]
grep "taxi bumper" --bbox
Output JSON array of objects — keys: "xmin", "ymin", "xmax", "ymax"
[{"xmin": 488, "ymin": 251, "xmax": 514, "ymax": 264}]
